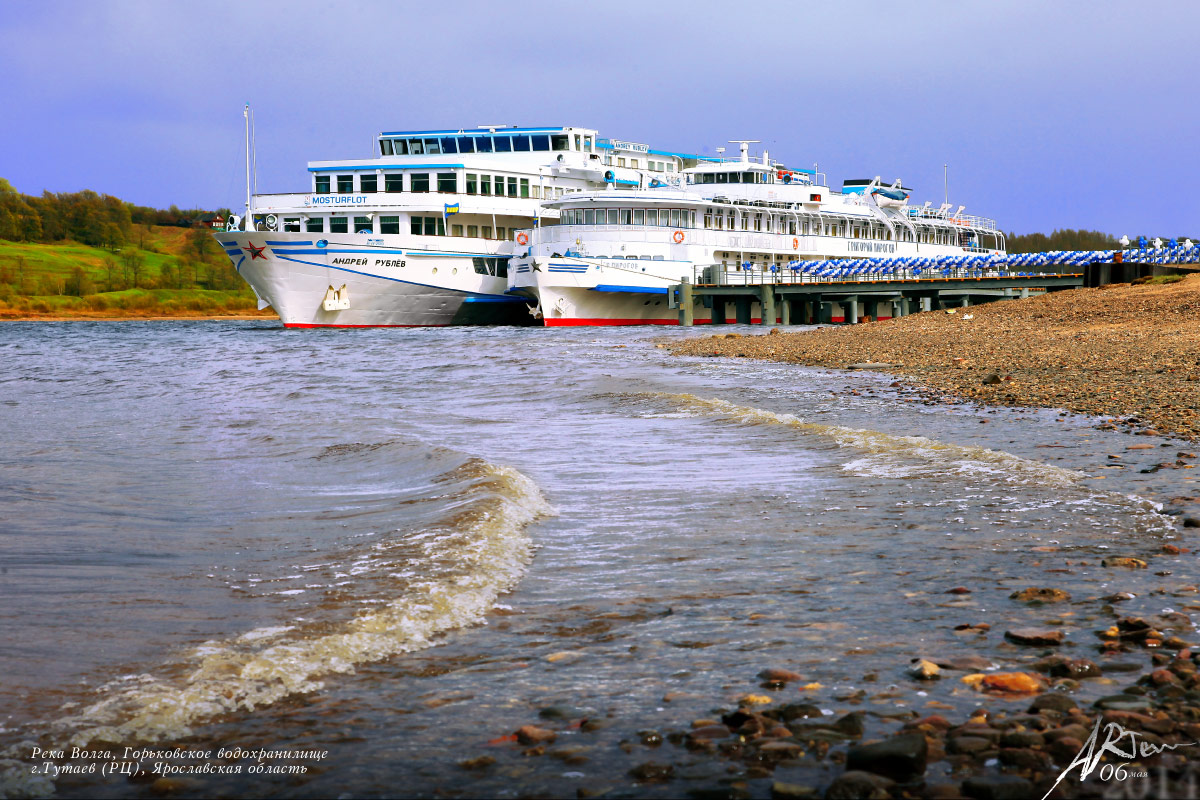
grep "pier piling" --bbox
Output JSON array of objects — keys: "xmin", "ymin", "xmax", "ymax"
[
  {"xmin": 759, "ymin": 285, "xmax": 776, "ymax": 326},
  {"xmin": 678, "ymin": 278, "xmax": 694, "ymax": 326}
]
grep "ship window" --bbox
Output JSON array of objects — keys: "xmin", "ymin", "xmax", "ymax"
[
  {"xmin": 507, "ymin": 177, "xmax": 517, "ymax": 197},
  {"xmin": 457, "ymin": 136, "xmax": 475, "ymax": 154},
  {"xmin": 513, "ymin": 135, "xmax": 531, "ymax": 151},
  {"xmin": 640, "ymin": 255, "xmax": 650, "ymax": 260},
  {"xmin": 633, "ymin": 209, "xmax": 644, "ymax": 225},
  {"xmin": 437, "ymin": 173, "xmax": 457, "ymax": 193},
  {"xmin": 315, "ymin": 175, "xmax": 330, "ymax": 194},
  {"xmin": 532, "ymin": 135, "xmax": 550, "ymax": 151},
  {"xmin": 496, "ymin": 226, "xmax": 506, "ymax": 239},
  {"xmin": 282, "ymin": 217, "xmax": 300, "ymax": 232},
  {"xmin": 647, "ymin": 209, "xmax": 658, "ymax": 226},
  {"xmin": 410, "ymin": 173, "xmax": 430, "ymax": 193},
  {"xmin": 380, "ymin": 216, "xmax": 400, "ymax": 234},
  {"xmin": 475, "ymin": 136, "xmax": 493, "ymax": 153},
  {"xmin": 715, "ymin": 172, "xmax": 727, "ymax": 184},
  {"xmin": 451, "ymin": 224, "xmax": 463, "ymax": 236},
  {"xmin": 584, "ymin": 209, "xmax": 595, "ymax": 225},
  {"xmin": 607, "ymin": 209, "xmax": 618, "ymax": 224},
  {"xmin": 551, "ymin": 134, "xmax": 569, "ymax": 151},
  {"xmin": 411, "ymin": 217, "xmax": 422, "ymax": 235},
  {"xmin": 531, "ymin": 184, "xmax": 540, "ymax": 199},
  {"xmin": 380, "ymin": 139, "xmax": 393, "ymax": 156},
  {"xmin": 393, "ymin": 139, "xmax": 409, "ymax": 155},
  {"xmin": 385, "ymin": 173, "xmax": 403, "ymax": 192},
  {"xmin": 480, "ymin": 175, "xmax": 491, "ymax": 195},
  {"xmin": 337, "ymin": 175, "xmax": 353, "ymax": 193},
  {"xmin": 744, "ymin": 172, "xmax": 756, "ymax": 183},
  {"xmin": 305, "ymin": 217, "xmax": 323, "ymax": 233},
  {"xmin": 466, "ymin": 173, "xmax": 477, "ymax": 194},
  {"xmin": 493, "ymin": 136, "xmax": 512, "ymax": 152},
  {"xmin": 423, "ymin": 138, "xmax": 441, "ymax": 155},
  {"xmin": 519, "ymin": 178, "xmax": 529, "ymax": 198},
  {"xmin": 631, "ymin": 159, "xmax": 639, "ymax": 169},
  {"xmin": 584, "ymin": 135, "xmax": 592, "ymax": 151},
  {"xmin": 467, "ymin": 225, "xmax": 478, "ymax": 237},
  {"xmin": 670, "ymin": 209, "xmax": 681, "ymax": 227},
  {"xmin": 408, "ymin": 139, "xmax": 424, "ymax": 155},
  {"xmin": 617, "ymin": 157, "xmax": 626, "ymax": 167},
  {"xmin": 473, "ymin": 257, "xmax": 489, "ymax": 275},
  {"xmin": 621, "ymin": 209, "xmax": 632, "ymax": 225},
  {"xmin": 666, "ymin": 163, "xmax": 674, "ymax": 172},
  {"xmin": 360, "ymin": 174, "xmax": 377, "ymax": 193},
  {"xmin": 440, "ymin": 137, "xmax": 458, "ymax": 154},
  {"xmin": 354, "ymin": 216, "xmax": 372, "ymax": 233},
  {"xmin": 330, "ymin": 216, "xmax": 348, "ymax": 233},
  {"xmin": 494, "ymin": 258, "xmax": 508, "ymax": 278},
  {"xmin": 482, "ymin": 226, "xmax": 492, "ymax": 238}
]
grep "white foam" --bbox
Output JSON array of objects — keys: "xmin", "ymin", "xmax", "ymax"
[{"xmin": 53, "ymin": 461, "xmax": 553, "ymax": 748}]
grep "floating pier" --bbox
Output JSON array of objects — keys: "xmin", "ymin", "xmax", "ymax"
[{"xmin": 668, "ymin": 246, "xmax": 1199, "ymax": 326}]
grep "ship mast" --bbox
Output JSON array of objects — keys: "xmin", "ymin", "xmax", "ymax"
[{"xmin": 244, "ymin": 103, "xmax": 252, "ymax": 231}]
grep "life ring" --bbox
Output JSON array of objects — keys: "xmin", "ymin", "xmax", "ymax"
[
  {"xmin": 672, "ymin": 230, "xmax": 685, "ymax": 244},
  {"xmin": 516, "ymin": 232, "xmax": 529, "ymax": 245},
  {"xmin": 792, "ymin": 237, "xmax": 799, "ymax": 250}
]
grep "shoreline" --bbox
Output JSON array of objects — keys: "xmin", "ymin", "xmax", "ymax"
[
  {"xmin": 669, "ymin": 274, "xmax": 1200, "ymax": 442},
  {"xmin": 0, "ymin": 311, "xmax": 278, "ymax": 322}
]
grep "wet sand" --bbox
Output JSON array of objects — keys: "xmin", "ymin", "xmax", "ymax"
[{"xmin": 671, "ymin": 274, "xmax": 1200, "ymax": 441}]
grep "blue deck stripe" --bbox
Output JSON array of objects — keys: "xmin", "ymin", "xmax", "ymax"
[{"xmin": 590, "ymin": 284, "xmax": 669, "ymax": 294}]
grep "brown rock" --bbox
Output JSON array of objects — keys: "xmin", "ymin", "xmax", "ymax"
[
  {"xmin": 1009, "ymin": 587, "xmax": 1071, "ymax": 604},
  {"xmin": 947, "ymin": 735, "xmax": 993, "ymax": 755},
  {"xmin": 1005, "ymin": 628, "xmax": 1066, "ymax": 646},
  {"xmin": 458, "ymin": 756, "xmax": 496, "ymax": 770},
  {"xmin": 963, "ymin": 672, "xmax": 1046, "ymax": 694},
  {"xmin": 908, "ymin": 659, "xmax": 941, "ymax": 680},
  {"xmin": 999, "ymin": 747, "xmax": 1052, "ymax": 770},
  {"xmin": 758, "ymin": 667, "xmax": 803, "ymax": 684},
  {"xmin": 1102, "ymin": 556, "xmax": 1148, "ymax": 568},
  {"xmin": 515, "ymin": 725, "xmax": 557, "ymax": 745},
  {"xmin": 628, "ymin": 761, "xmax": 673, "ymax": 782},
  {"xmin": 825, "ymin": 770, "xmax": 895, "ymax": 799}
]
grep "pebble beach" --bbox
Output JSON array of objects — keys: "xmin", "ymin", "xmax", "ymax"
[{"xmin": 672, "ymin": 274, "xmax": 1200, "ymax": 442}]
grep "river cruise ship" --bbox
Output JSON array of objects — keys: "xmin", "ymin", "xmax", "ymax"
[
  {"xmin": 507, "ymin": 142, "xmax": 1006, "ymax": 325},
  {"xmin": 215, "ymin": 126, "xmax": 712, "ymax": 327}
]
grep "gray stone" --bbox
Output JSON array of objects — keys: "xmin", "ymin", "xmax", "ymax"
[
  {"xmin": 824, "ymin": 771, "xmax": 895, "ymax": 800},
  {"xmin": 845, "ymin": 732, "xmax": 928, "ymax": 780}
]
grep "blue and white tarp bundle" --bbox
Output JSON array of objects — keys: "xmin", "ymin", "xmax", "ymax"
[{"xmin": 777, "ymin": 244, "xmax": 1200, "ymax": 282}]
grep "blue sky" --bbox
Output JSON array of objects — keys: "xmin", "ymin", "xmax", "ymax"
[{"xmin": 1, "ymin": 0, "xmax": 1197, "ymax": 236}]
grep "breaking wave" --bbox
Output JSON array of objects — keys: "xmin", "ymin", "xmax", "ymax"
[
  {"xmin": 625, "ymin": 392, "xmax": 1085, "ymax": 489},
  {"xmin": 47, "ymin": 457, "xmax": 552, "ymax": 747}
]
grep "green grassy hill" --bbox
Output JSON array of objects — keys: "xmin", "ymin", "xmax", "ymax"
[{"xmin": 0, "ymin": 225, "xmax": 275, "ymax": 319}]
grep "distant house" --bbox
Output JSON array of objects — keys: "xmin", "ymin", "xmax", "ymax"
[{"xmin": 203, "ymin": 215, "xmax": 226, "ymax": 231}]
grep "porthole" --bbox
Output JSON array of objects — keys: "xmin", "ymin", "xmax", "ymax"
[
  {"xmin": 432, "ymin": 267, "xmax": 438, "ymax": 274},
  {"xmin": 452, "ymin": 267, "xmax": 458, "ymax": 274},
  {"xmin": 643, "ymin": 300, "xmax": 651, "ymax": 306}
]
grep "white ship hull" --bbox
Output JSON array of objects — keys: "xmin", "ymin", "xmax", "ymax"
[
  {"xmin": 216, "ymin": 232, "xmax": 531, "ymax": 327},
  {"xmin": 515, "ymin": 263, "xmax": 866, "ymax": 326}
]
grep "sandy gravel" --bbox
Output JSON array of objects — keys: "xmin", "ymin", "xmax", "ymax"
[{"xmin": 670, "ymin": 275, "xmax": 1200, "ymax": 441}]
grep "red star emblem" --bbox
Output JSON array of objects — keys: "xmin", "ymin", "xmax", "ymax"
[{"xmin": 243, "ymin": 242, "xmax": 267, "ymax": 260}]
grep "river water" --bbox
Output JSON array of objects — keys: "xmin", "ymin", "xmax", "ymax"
[{"xmin": 0, "ymin": 321, "xmax": 1196, "ymax": 798}]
